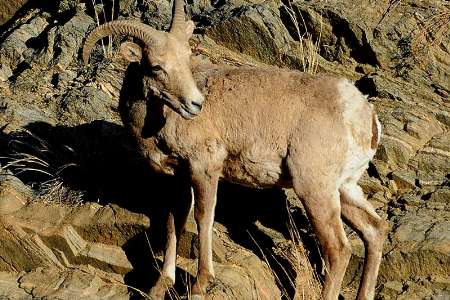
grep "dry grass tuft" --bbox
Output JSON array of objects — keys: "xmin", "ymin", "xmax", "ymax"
[
  {"xmin": 249, "ymin": 203, "xmax": 322, "ymax": 300},
  {"xmin": 90, "ymin": 0, "xmax": 116, "ymax": 59},
  {"xmin": 35, "ymin": 178, "xmax": 84, "ymax": 207},
  {"xmin": 283, "ymin": 208, "xmax": 322, "ymax": 300},
  {"xmin": 0, "ymin": 130, "xmax": 84, "ymax": 207},
  {"xmin": 282, "ymin": 0, "xmax": 323, "ymax": 75}
]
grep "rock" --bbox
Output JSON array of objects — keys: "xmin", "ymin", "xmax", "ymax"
[
  {"xmin": 0, "ymin": 267, "xmax": 129, "ymax": 299},
  {"xmin": 205, "ymin": 3, "xmax": 294, "ymax": 67},
  {"xmin": 356, "ymin": 73, "xmax": 410, "ymax": 100},
  {"xmin": 56, "ymin": 86, "xmax": 119, "ymax": 126},
  {"xmin": 358, "ymin": 173, "xmax": 386, "ymax": 195},
  {"xmin": 0, "ymin": 174, "xmax": 31, "ymax": 215},
  {"xmin": 345, "ymin": 206, "xmax": 450, "ymax": 297},
  {"xmin": 0, "ymin": 16, "xmax": 48, "ymax": 70},
  {"xmin": 0, "ymin": 0, "xmax": 449, "ymax": 299},
  {"xmin": 0, "ymin": 0, "xmax": 29, "ymax": 26},
  {"xmin": 384, "ymin": 209, "xmax": 450, "ymax": 281},
  {"xmin": 436, "ymin": 111, "xmax": 450, "ymax": 126},
  {"xmin": 176, "ymin": 255, "xmax": 278, "ymax": 300},
  {"xmin": 428, "ymin": 189, "xmax": 450, "ymax": 208},
  {"xmin": 0, "ymin": 201, "xmax": 149, "ymax": 273},
  {"xmin": 410, "ymin": 132, "xmax": 450, "ymax": 186},
  {"xmin": 47, "ymin": 5, "xmax": 94, "ymax": 70},
  {"xmin": 391, "ymin": 169, "xmax": 416, "ymax": 191},
  {"xmin": 9, "ymin": 202, "xmax": 150, "ymax": 247},
  {"xmin": 0, "ymin": 272, "xmax": 32, "ymax": 300},
  {"xmin": 376, "ymin": 135, "xmax": 415, "ymax": 170},
  {"xmin": 0, "ymin": 64, "xmax": 13, "ymax": 82}
]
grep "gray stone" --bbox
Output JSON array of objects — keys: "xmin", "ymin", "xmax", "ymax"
[
  {"xmin": 391, "ymin": 170, "xmax": 416, "ymax": 191},
  {"xmin": 205, "ymin": 3, "xmax": 294, "ymax": 67},
  {"xmin": 0, "ymin": 16, "xmax": 48, "ymax": 70},
  {"xmin": 51, "ymin": 5, "xmax": 95, "ymax": 70}
]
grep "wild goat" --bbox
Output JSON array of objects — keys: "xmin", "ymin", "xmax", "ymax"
[{"xmin": 83, "ymin": 0, "xmax": 388, "ymax": 299}]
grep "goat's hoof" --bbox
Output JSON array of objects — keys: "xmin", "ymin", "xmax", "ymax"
[
  {"xmin": 148, "ymin": 275, "xmax": 174, "ymax": 300},
  {"xmin": 191, "ymin": 272, "xmax": 214, "ymax": 298},
  {"xmin": 191, "ymin": 295, "xmax": 204, "ymax": 300}
]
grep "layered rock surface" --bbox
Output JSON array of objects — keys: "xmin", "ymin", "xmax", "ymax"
[{"xmin": 0, "ymin": 0, "xmax": 449, "ymax": 299}]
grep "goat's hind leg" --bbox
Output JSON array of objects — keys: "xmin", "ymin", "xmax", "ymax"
[
  {"xmin": 291, "ymin": 178, "xmax": 352, "ymax": 300},
  {"xmin": 340, "ymin": 181, "xmax": 388, "ymax": 300},
  {"xmin": 149, "ymin": 181, "xmax": 193, "ymax": 299}
]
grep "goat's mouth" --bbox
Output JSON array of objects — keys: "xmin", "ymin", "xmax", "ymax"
[{"xmin": 150, "ymin": 87, "xmax": 199, "ymax": 120}]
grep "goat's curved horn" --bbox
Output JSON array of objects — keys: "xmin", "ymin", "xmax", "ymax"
[
  {"xmin": 83, "ymin": 20, "xmax": 163, "ymax": 64},
  {"xmin": 170, "ymin": 0, "xmax": 187, "ymax": 36}
]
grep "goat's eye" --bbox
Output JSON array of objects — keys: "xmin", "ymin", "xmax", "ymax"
[{"xmin": 152, "ymin": 65, "xmax": 163, "ymax": 72}]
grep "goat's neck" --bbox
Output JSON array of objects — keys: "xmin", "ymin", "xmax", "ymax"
[{"xmin": 139, "ymin": 95, "xmax": 167, "ymax": 139}]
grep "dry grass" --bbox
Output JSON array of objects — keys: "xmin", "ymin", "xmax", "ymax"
[
  {"xmin": 0, "ymin": 130, "xmax": 83, "ymax": 207},
  {"xmin": 90, "ymin": 0, "xmax": 116, "ymax": 59},
  {"xmin": 283, "ymin": 208, "xmax": 322, "ymax": 300},
  {"xmin": 249, "ymin": 204, "xmax": 322, "ymax": 300},
  {"xmin": 282, "ymin": 0, "xmax": 322, "ymax": 75},
  {"xmin": 35, "ymin": 178, "xmax": 84, "ymax": 206}
]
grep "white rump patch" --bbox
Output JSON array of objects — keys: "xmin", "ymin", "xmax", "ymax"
[{"xmin": 337, "ymin": 79, "xmax": 378, "ymax": 185}]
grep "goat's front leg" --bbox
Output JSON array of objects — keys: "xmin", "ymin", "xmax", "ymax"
[
  {"xmin": 190, "ymin": 167, "xmax": 220, "ymax": 298},
  {"xmin": 149, "ymin": 179, "xmax": 193, "ymax": 299}
]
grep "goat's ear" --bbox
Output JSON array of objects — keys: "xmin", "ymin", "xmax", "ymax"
[
  {"xmin": 185, "ymin": 20, "xmax": 195, "ymax": 39},
  {"xmin": 119, "ymin": 42, "xmax": 143, "ymax": 63}
]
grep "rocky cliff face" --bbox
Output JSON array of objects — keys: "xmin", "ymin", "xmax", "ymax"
[{"xmin": 0, "ymin": 0, "xmax": 449, "ymax": 299}]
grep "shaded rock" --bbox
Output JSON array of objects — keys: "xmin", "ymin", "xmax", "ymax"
[{"xmin": 355, "ymin": 73, "xmax": 409, "ymax": 100}]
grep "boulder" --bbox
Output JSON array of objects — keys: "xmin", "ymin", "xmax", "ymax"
[{"xmin": 0, "ymin": 175, "xmax": 31, "ymax": 215}]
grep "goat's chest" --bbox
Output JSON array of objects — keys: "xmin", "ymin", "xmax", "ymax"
[{"xmin": 136, "ymin": 135, "xmax": 182, "ymax": 176}]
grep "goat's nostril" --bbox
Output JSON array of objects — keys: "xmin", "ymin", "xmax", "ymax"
[{"xmin": 191, "ymin": 101, "xmax": 203, "ymax": 110}]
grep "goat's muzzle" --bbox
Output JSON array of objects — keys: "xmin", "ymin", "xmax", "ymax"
[{"xmin": 150, "ymin": 87, "xmax": 204, "ymax": 120}]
